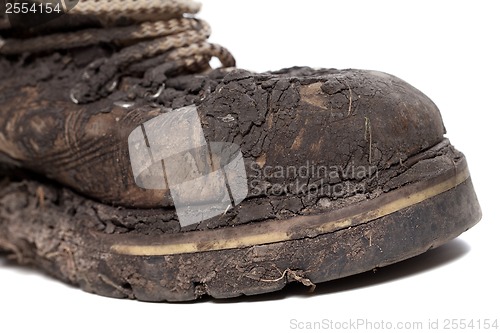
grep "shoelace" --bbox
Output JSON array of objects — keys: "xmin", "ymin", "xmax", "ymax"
[{"xmin": 0, "ymin": 0, "xmax": 236, "ymax": 104}]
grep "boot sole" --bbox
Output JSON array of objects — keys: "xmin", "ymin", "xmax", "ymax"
[
  {"xmin": 92, "ymin": 140, "xmax": 481, "ymax": 301},
  {"xmin": 0, "ymin": 140, "xmax": 482, "ymax": 301}
]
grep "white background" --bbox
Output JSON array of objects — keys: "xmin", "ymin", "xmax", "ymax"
[{"xmin": 1, "ymin": 1, "xmax": 499, "ymax": 332}]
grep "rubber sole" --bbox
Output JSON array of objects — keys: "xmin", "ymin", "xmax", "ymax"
[{"xmin": 0, "ymin": 142, "xmax": 482, "ymax": 302}]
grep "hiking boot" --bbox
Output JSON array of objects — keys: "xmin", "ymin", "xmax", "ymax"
[{"xmin": 0, "ymin": 0, "xmax": 481, "ymax": 301}]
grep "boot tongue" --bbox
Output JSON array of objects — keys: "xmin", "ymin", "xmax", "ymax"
[
  {"xmin": 1, "ymin": 0, "xmax": 235, "ymax": 104},
  {"xmin": 0, "ymin": 0, "xmax": 202, "ymax": 31}
]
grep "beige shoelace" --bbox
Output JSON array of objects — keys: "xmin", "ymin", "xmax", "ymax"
[{"xmin": 0, "ymin": 0, "xmax": 235, "ymax": 103}]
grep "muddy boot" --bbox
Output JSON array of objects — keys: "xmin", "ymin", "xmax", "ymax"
[{"xmin": 0, "ymin": 0, "xmax": 481, "ymax": 301}]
